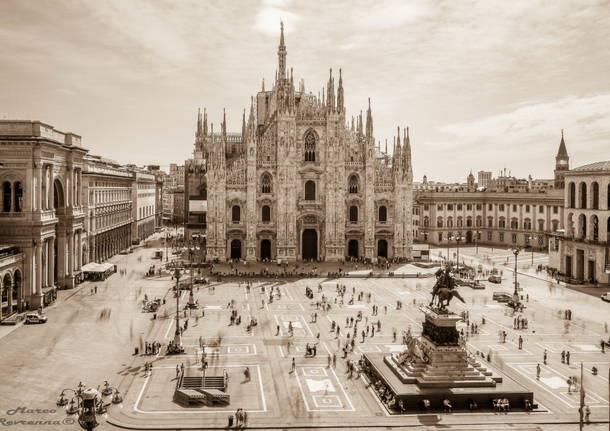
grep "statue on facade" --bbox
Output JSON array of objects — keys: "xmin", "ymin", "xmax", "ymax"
[{"xmin": 429, "ymin": 264, "xmax": 465, "ymax": 312}]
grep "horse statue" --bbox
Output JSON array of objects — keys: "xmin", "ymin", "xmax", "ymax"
[
  {"xmin": 429, "ymin": 265, "xmax": 455, "ymax": 306},
  {"xmin": 434, "ymin": 287, "xmax": 465, "ymax": 310}
]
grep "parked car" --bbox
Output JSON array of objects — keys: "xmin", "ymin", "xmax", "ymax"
[
  {"xmin": 488, "ymin": 275, "xmax": 502, "ymax": 284},
  {"xmin": 492, "ymin": 291, "xmax": 512, "ymax": 303},
  {"xmin": 470, "ymin": 281, "xmax": 486, "ymax": 290},
  {"xmin": 601, "ymin": 293, "xmax": 610, "ymax": 302},
  {"xmin": 25, "ymin": 313, "xmax": 48, "ymax": 324}
]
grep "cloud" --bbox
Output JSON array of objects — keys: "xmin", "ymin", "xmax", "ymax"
[
  {"xmin": 424, "ymin": 94, "xmax": 610, "ymax": 177},
  {"xmin": 255, "ymin": 4, "xmax": 299, "ymax": 36},
  {"xmin": 351, "ymin": 0, "xmax": 429, "ymax": 29}
]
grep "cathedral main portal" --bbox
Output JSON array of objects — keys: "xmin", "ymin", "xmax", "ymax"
[{"xmin": 302, "ymin": 229, "xmax": 317, "ymax": 261}]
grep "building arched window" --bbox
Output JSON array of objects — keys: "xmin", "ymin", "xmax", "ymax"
[
  {"xmin": 2, "ymin": 181, "xmax": 11, "ymax": 212},
  {"xmin": 423, "ymin": 216, "xmax": 429, "ymax": 227},
  {"xmin": 262, "ymin": 205, "xmax": 270, "ymax": 223},
  {"xmin": 232, "ymin": 205, "xmax": 241, "ymax": 223},
  {"xmin": 305, "ymin": 181, "xmax": 316, "ymax": 200},
  {"xmin": 304, "ymin": 131, "xmax": 316, "ymax": 162},
  {"xmin": 348, "ymin": 175, "xmax": 359, "ymax": 193},
  {"xmin": 592, "ymin": 182, "xmax": 599, "ymax": 209},
  {"xmin": 524, "ymin": 218, "xmax": 531, "ymax": 230},
  {"xmin": 378, "ymin": 205, "xmax": 387, "ymax": 222},
  {"xmin": 552, "ymin": 219, "xmax": 559, "ymax": 231},
  {"xmin": 538, "ymin": 219, "xmax": 545, "ymax": 232},
  {"xmin": 579, "ymin": 182, "xmax": 587, "ymax": 209},
  {"xmin": 437, "ymin": 217, "xmax": 443, "ymax": 228},
  {"xmin": 349, "ymin": 205, "xmax": 358, "ymax": 223},
  {"xmin": 457, "ymin": 216, "xmax": 463, "ymax": 227},
  {"xmin": 475, "ymin": 216, "xmax": 482, "ymax": 227},
  {"xmin": 568, "ymin": 182, "xmax": 575, "ymax": 208},
  {"xmin": 499, "ymin": 217, "xmax": 506, "ymax": 228},
  {"xmin": 466, "ymin": 216, "xmax": 472, "ymax": 227},
  {"xmin": 510, "ymin": 218, "xmax": 518, "ymax": 229},
  {"xmin": 261, "ymin": 173, "xmax": 272, "ymax": 194},
  {"xmin": 447, "ymin": 217, "xmax": 453, "ymax": 228},
  {"xmin": 487, "ymin": 216, "xmax": 493, "ymax": 227},
  {"xmin": 13, "ymin": 182, "xmax": 23, "ymax": 212}
]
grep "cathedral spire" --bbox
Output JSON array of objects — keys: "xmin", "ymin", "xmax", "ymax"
[
  {"xmin": 327, "ymin": 69, "xmax": 335, "ymax": 112},
  {"xmin": 222, "ymin": 108, "xmax": 227, "ymax": 139},
  {"xmin": 203, "ymin": 108, "xmax": 208, "ymax": 136},
  {"xmin": 262, "ymin": 78, "xmax": 265, "ymax": 92},
  {"xmin": 556, "ymin": 129, "xmax": 569, "ymax": 158},
  {"xmin": 404, "ymin": 126, "xmax": 412, "ymax": 171},
  {"xmin": 365, "ymin": 98, "xmax": 373, "ymax": 139},
  {"xmin": 278, "ymin": 21, "xmax": 287, "ymax": 81},
  {"xmin": 337, "ymin": 68, "xmax": 344, "ymax": 112},
  {"xmin": 241, "ymin": 108, "xmax": 246, "ymax": 140},
  {"xmin": 196, "ymin": 108, "xmax": 202, "ymax": 137}
]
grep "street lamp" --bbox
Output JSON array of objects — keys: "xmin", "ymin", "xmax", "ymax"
[
  {"xmin": 57, "ymin": 382, "xmax": 122, "ymax": 431},
  {"xmin": 511, "ymin": 245, "xmax": 522, "ymax": 308},
  {"xmin": 165, "ymin": 233, "xmax": 168, "ymax": 262},
  {"xmin": 173, "ymin": 268, "xmax": 183, "ymax": 351},
  {"xmin": 475, "ymin": 230, "xmax": 480, "ymax": 255},
  {"xmin": 528, "ymin": 235, "xmax": 536, "ymax": 265}
]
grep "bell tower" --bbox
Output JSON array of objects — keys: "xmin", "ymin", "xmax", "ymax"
[{"xmin": 554, "ymin": 130, "xmax": 569, "ymax": 189}]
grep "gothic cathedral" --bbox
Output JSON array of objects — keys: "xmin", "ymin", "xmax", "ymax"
[{"xmin": 187, "ymin": 24, "xmax": 413, "ymax": 263}]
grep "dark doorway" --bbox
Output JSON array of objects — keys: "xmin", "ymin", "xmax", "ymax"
[
  {"xmin": 230, "ymin": 239, "xmax": 241, "ymax": 260},
  {"xmin": 588, "ymin": 260, "xmax": 595, "ymax": 283},
  {"xmin": 565, "ymin": 255, "xmax": 572, "ymax": 278},
  {"xmin": 53, "ymin": 179, "xmax": 64, "ymax": 209},
  {"xmin": 576, "ymin": 249, "xmax": 584, "ymax": 281},
  {"xmin": 348, "ymin": 240, "xmax": 359, "ymax": 258},
  {"xmin": 302, "ymin": 229, "xmax": 317, "ymax": 260},
  {"xmin": 260, "ymin": 239, "xmax": 271, "ymax": 261},
  {"xmin": 466, "ymin": 231, "xmax": 473, "ymax": 243},
  {"xmin": 377, "ymin": 239, "xmax": 388, "ymax": 258}
]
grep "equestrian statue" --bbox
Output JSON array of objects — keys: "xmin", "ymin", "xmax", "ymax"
[{"xmin": 429, "ymin": 264, "xmax": 465, "ymax": 312}]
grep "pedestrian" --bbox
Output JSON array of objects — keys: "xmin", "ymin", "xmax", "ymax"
[
  {"xmin": 536, "ymin": 363, "xmax": 541, "ymax": 380},
  {"xmin": 291, "ymin": 357, "xmax": 296, "ymax": 373},
  {"xmin": 276, "ymin": 325, "xmax": 280, "ymax": 336},
  {"xmin": 602, "ymin": 340, "xmax": 606, "ymax": 354},
  {"xmin": 543, "ymin": 349, "xmax": 547, "ymax": 365},
  {"xmin": 244, "ymin": 367, "xmax": 250, "ymax": 382},
  {"xmin": 518, "ymin": 335, "xmax": 523, "ymax": 350},
  {"xmin": 566, "ymin": 351, "xmax": 570, "ymax": 365},
  {"xmin": 561, "ymin": 350, "xmax": 565, "ymax": 363},
  {"xmin": 176, "ymin": 365, "xmax": 180, "ymax": 378}
]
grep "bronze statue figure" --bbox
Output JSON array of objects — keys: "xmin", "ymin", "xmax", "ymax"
[{"xmin": 429, "ymin": 264, "xmax": 464, "ymax": 311}]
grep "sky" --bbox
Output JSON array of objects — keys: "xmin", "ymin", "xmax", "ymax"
[{"xmin": 1, "ymin": 0, "xmax": 609, "ymax": 182}]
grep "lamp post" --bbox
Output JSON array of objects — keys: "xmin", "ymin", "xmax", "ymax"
[
  {"xmin": 165, "ymin": 233, "xmax": 168, "ymax": 262},
  {"xmin": 528, "ymin": 235, "xmax": 536, "ymax": 265},
  {"xmin": 511, "ymin": 245, "xmax": 522, "ymax": 307},
  {"xmin": 455, "ymin": 232, "xmax": 464, "ymax": 271},
  {"xmin": 475, "ymin": 230, "xmax": 480, "ymax": 255},
  {"xmin": 57, "ymin": 382, "xmax": 122, "ymax": 431},
  {"xmin": 173, "ymin": 268, "xmax": 183, "ymax": 349}
]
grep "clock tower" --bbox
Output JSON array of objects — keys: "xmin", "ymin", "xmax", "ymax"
[{"xmin": 554, "ymin": 129, "xmax": 570, "ymax": 189}]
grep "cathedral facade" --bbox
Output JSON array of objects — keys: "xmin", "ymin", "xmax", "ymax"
[{"xmin": 186, "ymin": 24, "xmax": 413, "ymax": 263}]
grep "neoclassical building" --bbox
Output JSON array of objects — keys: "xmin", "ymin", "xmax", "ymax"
[
  {"xmin": 0, "ymin": 120, "xmax": 87, "ymax": 309},
  {"xmin": 414, "ymin": 133, "xmax": 568, "ymax": 251},
  {"xmin": 186, "ymin": 24, "xmax": 413, "ymax": 262},
  {"xmin": 550, "ymin": 161, "xmax": 610, "ymax": 284},
  {"xmin": 83, "ymin": 155, "xmax": 134, "ymax": 262}
]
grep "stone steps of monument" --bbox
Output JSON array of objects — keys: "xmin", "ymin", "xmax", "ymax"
[{"xmin": 417, "ymin": 378, "xmax": 497, "ymax": 388}]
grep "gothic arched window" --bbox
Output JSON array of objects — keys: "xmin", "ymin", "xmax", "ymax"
[
  {"xmin": 378, "ymin": 205, "xmax": 387, "ymax": 222},
  {"xmin": 262, "ymin": 205, "xmax": 270, "ymax": 222},
  {"xmin": 261, "ymin": 173, "xmax": 272, "ymax": 194},
  {"xmin": 304, "ymin": 131, "xmax": 316, "ymax": 162},
  {"xmin": 349, "ymin": 205, "xmax": 358, "ymax": 223},
  {"xmin": 305, "ymin": 181, "xmax": 316, "ymax": 200},
  {"xmin": 232, "ymin": 205, "xmax": 241, "ymax": 223},
  {"xmin": 348, "ymin": 175, "xmax": 359, "ymax": 193}
]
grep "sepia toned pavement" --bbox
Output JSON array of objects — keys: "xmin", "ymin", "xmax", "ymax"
[{"xmin": 1, "ymin": 237, "xmax": 610, "ymax": 430}]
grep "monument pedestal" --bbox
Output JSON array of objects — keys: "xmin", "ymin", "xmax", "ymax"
[{"xmin": 363, "ymin": 307, "xmax": 533, "ymax": 412}]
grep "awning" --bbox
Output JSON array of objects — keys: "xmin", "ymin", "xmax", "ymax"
[{"xmin": 81, "ymin": 262, "xmax": 115, "ymax": 273}]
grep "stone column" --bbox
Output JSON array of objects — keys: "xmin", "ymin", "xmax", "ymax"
[
  {"xmin": 31, "ymin": 242, "xmax": 44, "ymax": 309},
  {"xmin": 67, "ymin": 232, "xmax": 74, "ymax": 277},
  {"xmin": 49, "ymin": 236, "xmax": 55, "ymax": 287},
  {"xmin": 47, "ymin": 166, "xmax": 53, "ymax": 210},
  {"xmin": 77, "ymin": 230, "xmax": 82, "ymax": 269}
]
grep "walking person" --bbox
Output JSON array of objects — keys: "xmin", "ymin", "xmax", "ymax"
[
  {"xmin": 536, "ymin": 363, "xmax": 541, "ymax": 380},
  {"xmin": 543, "ymin": 349, "xmax": 547, "ymax": 365},
  {"xmin": 566, "ymin": 350, "xmax": 570, "ymax": 365},
  {"xmin": 291, "ymin": 357, "xmax": 296, "ymax": 373}
]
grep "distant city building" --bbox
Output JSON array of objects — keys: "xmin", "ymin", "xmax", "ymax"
[
  {"xmin": 477, "ymin": 171, "xmax": 492, "ymax": 188},
  {"xmin": 413, "ymin": 134, "xmax": 567, "ymax": 250}
]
